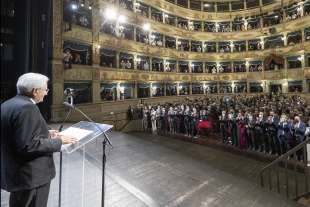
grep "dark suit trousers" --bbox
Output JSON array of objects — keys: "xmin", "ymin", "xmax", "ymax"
[{"xmin": 9, "ymin": 182, "xmax": 51, "ymax": 207}]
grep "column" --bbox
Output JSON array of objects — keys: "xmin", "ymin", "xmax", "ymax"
[
  {"xmin": 163, "ymin": 13, "xmax": 166, "ymax": 24},
  {"xmin": 216, "ymin": 82, "xmax": 220, "ymax": 94},
  {"xmin": 116, "ymin": 82, "xmax": 121, "ymax": 100},
  {"xmin": 134, "ymin": 81, "xmax": 138, "ymax": 98},
  {"xmin": 302, "ymin": 29, "xmax": 305, "ymax": 43},
  {"xmin": 247, "ymin": 81, "xmax": 250, "ymax": 93},
  {"xmin": 301, "ymin": 54, "xmax": 305, "ymax": 68},
  {"xmin": 232, "ymin": 82, "xmax": 235, "ymax": 94},
  {"xmin": 150, "ymin": 83, "xmax": 153, "ymax": 97},
  {"xmin": 133, "ymin": 54, "xmax": 137, "ymax": 70},
  {"xmin": 260, "ymin": 38, "xmax": 264, "ymax": 50},
  {"xmin": 203, "ymin": 62, "xmax": 206, "ymax": 73},
  {"xmin": 264, "ymin": 81, "xmax": 269, "ymax": 93},
  {"xmin": 245, "ymin": 60, "xmax": 249, "ymax": 72},
  {"xmin": 116, "ymin": 52, "xmax": 120, "ymax": 68},
  {"xmin": 176, "ymin": 82, "xmax": 180, "ymax": 95},
  {"xmin": 246, "ymin": 40, "xmax": 249, "ymax": 51},
  {"xmin": 162, "ymin": 35, "xmax": 166, "ymax": 47},
  {"xmin": 176, "ymin": 60, "xmax": 179, "ymax": 72},
  {"xmin": 188, "ymin": 0, "xmax": 190, "ymax": 8},
  {"xmin": 283, "ymin": 32, "xmax": 288, "ymax": 46},
  {"xmin": 189, "ymin": 60, "xmax": 192, "ymax": 73},
  {"xmin": 203, "ymin": 83, "xmax": 206, "ymax": 94},
  {"xmin": 302, "ymin": 79, "xmax": 307, "ymax": 93},
  {"xmin": 216, "ymin": 42, "xmax": 219, "ymax": 52},
  {"xmin": 230, "ymin": 41, "xmax": 234, "ymax": 53},
  {"xmin": 133, "ymin": 27, "xmax": 137, "ymax": 41},
  {"xmin": 244, "ymin": 0, "xmax": 247, "ymax": 9},
  {"xmin": 150, "ymin": 57, "xmax": 153, "ymax": 71},
  {"xmin": 52, "ymin": 0, "xmax": 65, "ymax": 110},
  {"xmin": 282, "ymin": 80, "xmax": 288, "ymax": 93},
  {"xmin": 164, "ymin": 83, "xmax": 167, "ymax": 96},
  {"xmin": 92, "ymin": 3, "xmax": 101, "ymax": 68},
  {"xmin": 189, "ymin": 83, "xmax": 192, "ymax": 95},
  {"xmin": 148, "ymin": 6, "xmax": 151, "ymax": 19},
  {"xmin": 92, "ymin": 79, "xmax": 101, "ymax": 103}
]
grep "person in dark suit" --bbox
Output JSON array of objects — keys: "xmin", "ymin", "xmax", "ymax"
[{"xmin": 1, "ymin": 73, "xmax": 77, "ymax": 207}]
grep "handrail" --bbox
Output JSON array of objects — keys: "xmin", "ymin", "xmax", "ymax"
[
  {"xmin": 259, "ymin": 136, "xmax": 310, "ymax": 199},
  {"xmin": 260, "ymin": 137, "xmax": 310, "ymax": 173}
]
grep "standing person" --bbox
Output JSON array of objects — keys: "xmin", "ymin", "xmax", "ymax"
[{"xmin": 1, "ymin": 73, "xmax": 77, "ymax": 207}]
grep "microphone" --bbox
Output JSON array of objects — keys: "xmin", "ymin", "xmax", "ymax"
[
  {"xmin": 64, "ymin": 88, "xmax": 75, "ymax": 96},
  {"xmin": 63, "ymin": 101, "xmax": 75, "ymax": 109}
]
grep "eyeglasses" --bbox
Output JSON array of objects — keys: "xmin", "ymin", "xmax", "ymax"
[{"xmin": 35, "ymin": 88, "xmax": 49, "ymax": 93}]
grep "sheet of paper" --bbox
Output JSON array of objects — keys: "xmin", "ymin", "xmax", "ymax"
[{"xmin": 59, "ymin": 127, "xmax": 93, "ymax": 141}]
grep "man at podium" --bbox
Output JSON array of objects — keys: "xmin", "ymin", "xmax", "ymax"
[{"xmin": 1, "ymin": 73, "xmax": 77, "ymax": 207}]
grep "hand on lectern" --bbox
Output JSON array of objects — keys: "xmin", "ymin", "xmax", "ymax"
[
  {"xmin": 58, "ymin": 134, "xmax": 78, "ymax": 144},
  {"xmin": 49, "ymin": 130, "xmax": 60, "ymax": 139}
]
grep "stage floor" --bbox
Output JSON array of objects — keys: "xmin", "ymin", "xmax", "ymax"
[{"xmin": 1, "ymin": 131, "xmax": 303, "ymax": 207}]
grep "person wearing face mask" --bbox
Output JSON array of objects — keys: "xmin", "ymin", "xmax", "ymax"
[
  {"xmin": 219, "ymin": 110, "xmax": 228, "ymax": 143},
  {"xmin": 293, "ymin": 116, "xmax": 306, "ymax": 143},
  {"xmin": 237, "ymin": 112, "xmax": 247, "ymax": 150},
  {"xmin": 293, "ymin": 116, "xmax": 307, "ymax": 160},
  {"xmin": 277, "ymin": 114, "xmax": 291, "ymax": 154},
  {"xmin": 150, "ymin": 108, "xmax": 157, "ymax": 134},
  {"xmin": 184, "ymin": 106, "xmax": 191, "ymax": 136},
  {"xmin": 230, "ymin": 110, "xmax": 239, "ymax": 147},
  {"xmin": 156, "ymin": 106, "xmax": 161, "ymax": 134},
  {"xmin": 265, "ymin": 111, "xmax": 280, "ymax": 155},
  {"xmin": 254, "ymin": 112, "xmax": 266, "ymax": 152},
  {"xmin": 246, "ymin": 112, "xmax": 256, "ymax": 150},
  {"xmin": 168, "ymin": 107, "xmax": 175, "ymax": 134},
  {"xmin": 190, "ymin": 107, "xmax": 198, "ymax": 139}
]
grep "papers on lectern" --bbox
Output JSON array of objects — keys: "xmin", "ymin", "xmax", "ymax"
[{"xmin": 59, "ymin": 127, "xmax": 93, "ymax": 151}]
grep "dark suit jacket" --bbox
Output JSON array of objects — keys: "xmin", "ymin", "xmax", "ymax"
[{"xmin": 1, "ymin": 95, "xmax": 62, "ymax": 192}]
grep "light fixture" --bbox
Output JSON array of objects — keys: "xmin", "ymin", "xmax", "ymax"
[
  {"xmin": 297, "ymin": 56, "xmax": 303, "ymax": 61},
  {"xmin": 143, "ymin": 23, "xmax": 150, "ymax": 31},
  {"xmin": 118, "ymin": 15, "xmax": 126, "ymax": 23},
  {"xmin": 71, "ymin": 3, "xmax": 78, "ymax": 10},
  {"xmin": 274, "ymin": 15, "xmax": 278, "ymax": 18},
  {"xmin": 81, "ymin": 3, "xmax": 84, "ymax": 7},
  {"xmin": 104, "ymin": 8, "xmax": 117, "ymax": 20},
  {"xmin": 164, "ymin": 14, "xmax": 169, "ymax": 18},
  {"xmin": 215, "ymin": 23, "xmax": 219, "ymax": 27},
  {"xmin": 88, "ymin": 6, "xmax": 92, "ymax": 10},
  {"xmin": 204, "ymin": 3, "xmax": 210, "ymax": 8},
  {"xmin": 119, "ymin": 86, "xmax": 125, "ymax": 93}
]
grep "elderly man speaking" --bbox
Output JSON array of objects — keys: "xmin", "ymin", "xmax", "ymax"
[{"xmin": 1, "ymin": 73, "xmax": 77, "ymax": 207}]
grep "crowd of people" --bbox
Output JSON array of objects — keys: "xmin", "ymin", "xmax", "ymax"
[{"xmin": 129, "ymin": 94, "xmax": 310, "ymax": 158}]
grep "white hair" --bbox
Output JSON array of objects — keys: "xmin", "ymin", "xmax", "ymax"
[{"xmin": 16, "ymin": 73, "xmax": 49, "ymax": 95}]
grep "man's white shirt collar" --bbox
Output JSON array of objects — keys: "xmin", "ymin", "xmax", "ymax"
[{"xmin": 30, "ymin": 98, "xmax": 36, "ymax": 104}]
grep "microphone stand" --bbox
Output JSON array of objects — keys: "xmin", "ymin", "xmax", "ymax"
[
  {"xmin": 64, "ymin": 102, "xmax": 112, "ymax": 207},
  {"xmin": 57, "ymin": 104, "xmax": 73, "ymax": 207}
]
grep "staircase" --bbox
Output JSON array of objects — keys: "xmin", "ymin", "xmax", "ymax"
[{"xmin": 259, "ymin": 138, "xmax": 310, "ymax": 205}]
